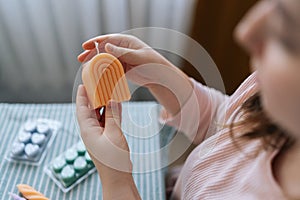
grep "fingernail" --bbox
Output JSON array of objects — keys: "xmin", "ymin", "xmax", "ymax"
[{"xmin": 106, "ymin": 43, "xmax": 114, "ymax": 52}]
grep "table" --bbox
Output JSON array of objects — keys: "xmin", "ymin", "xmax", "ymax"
[{"xmin": 0, "ymin": 102, "xmax": 167, "ymax": 200}]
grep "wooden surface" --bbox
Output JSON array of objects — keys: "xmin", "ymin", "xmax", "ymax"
[{"xmin": 183, "ymin": 0, "xmax": 258, "ymax": 94}]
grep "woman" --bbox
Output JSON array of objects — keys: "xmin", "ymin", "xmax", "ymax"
[{"xmin": 76, "ymin": 0, "xmax": 300, "ymax": 199}]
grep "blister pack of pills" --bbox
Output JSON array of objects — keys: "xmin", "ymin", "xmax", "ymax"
[
  {"xmin": 44, "ymin": 141, "xmax": 96, "ymax": 193},
  {"xmin": 6, "ymin": 118, "xmax": 61, "ymax": 166}
]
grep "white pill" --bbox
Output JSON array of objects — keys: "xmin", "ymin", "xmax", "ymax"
[
  {"xmin": 24, "ymin": 121, "xmax": 37, "ymax": 132},
  {"xmin": 25, "ymin": 143, "xmax": 40, "ymax": 157},
  {"xmin": 31, "ymin": 133, "xmax": 46, "ymax": 145},
  {"xmin": 37, "ymin": 123, "xmax": 50, "ymax": 135},
  {"xmin": 12, "ymin": 142, "xmax": 25, "ymax": 156},
  {"xmin": 18, "ymin": 131, "xmax": 31, "ymax": 143}
]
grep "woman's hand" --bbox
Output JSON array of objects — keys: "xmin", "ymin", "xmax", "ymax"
[
  {"xmin": 78, "ymin": 34, "xmax": 165, "ymax": 65},
  {"xmin": 78, "ymin": 34, "xmax": 194, "ymax": 116},
  {"xmin": 76, "ymin": 84, "xmax": 131, "ymax": 173},
  {"xmin": 76, "ymin": 84, "xmax": 142, "ymax": 200},
  {"xmin": 78, "ymin": 34, "xmax": 176, "ymax": 87}
]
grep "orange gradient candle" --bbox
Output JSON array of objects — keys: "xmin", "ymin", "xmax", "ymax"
[{"xmin": 82, "ymin": 53, "xmax": 131, "ymax": 109}]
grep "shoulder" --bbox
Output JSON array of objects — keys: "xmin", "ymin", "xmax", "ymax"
[
  {"xmin": 231, "ymin": 71, "xmax": 258, "ymax": 101},
  {"xmin": 224, "ymin": 72, "xmax": 258, "ymax": 121}
]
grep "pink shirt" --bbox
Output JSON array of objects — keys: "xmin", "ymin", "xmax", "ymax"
[{"xmin": 160, "ymin": 73, "xmax": 287, "ymax": 199}]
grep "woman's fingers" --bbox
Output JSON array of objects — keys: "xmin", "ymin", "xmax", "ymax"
[
  {"xmin": 82, "ymin": 34, "xmax": 143, "ymax": 50},
  {"xmin": 82, "ymin": 35, "xmax": 112, "ymax": 49},
  {"xmin": 78, "ymin": 35, "xmax": 131, "ymax": 62},
  {"xmin": 104, "ymin": 101, "xmax": 122, "ymax": 131},
  {"xmin": 76, "ymin": 84, "xmax": 92, "ymax": 122},
  {"xmin": 105, "ymin": 43, "xmax": 135, "ymax": 62},
  {"xmin": 82, "ymin": 34, "xmax": 125, "ymax": 50},
  {"xmin": 103, "ymin": 101, "xmax": 130, "ymax": 156},
  {"xmin": 78, "ymin": 50, "xmax": 93, "ymax": 62},
  {"xmin": 76, "ymin": 85, "xmax": 103, "ymax": 134}
]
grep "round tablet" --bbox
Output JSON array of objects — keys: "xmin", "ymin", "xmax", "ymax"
[
  {"xmin": 61, "ymin": 165, "xmax": 76, "ymax": 183},
  {"xmin": 65, "ymin": 149, "xmax": 78, "ymax": 164},
  {"xmin": 31, "ymin": 133, "xmax": 46, "ymax": 145},
  {"xmin": 76, "ymin": 142, "xmax": 86, "ymax": 156},
  {"xmin": 24, "ymin": 121, "xmax": 37, "ymax": 132},
  {"xmin": 11, "ymin": 142, "xmax": 25, "ymax": 156},
  {"xmin": 37, "ymin": 123, "xmax": 50, "ymax": 135},
  {"xmin": 18, "ymin": 131, "xmax": 32, "ymax": 143},
  {"xmin": 52, "ymin": 157, "xmax": 67, "ymax": 173},
  {"xmin": 24, "ymin": 143, "xmax": 40, "ymax": 157},
  {"xmin": 74, "ymin": 157, "xmax": 88, "ymax": 173}
]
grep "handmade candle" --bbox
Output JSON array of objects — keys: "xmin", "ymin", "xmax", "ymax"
[
  {"xmin": 17, "ymin": 184, "xmax": 49, "ymax": 200},
  {"xmin": 9, "ymin": 193, "xmax": 26, "ymax": 200},
  {"xmin": 82, "ymin": 53, "xmax": 131, "ymax": 109}
]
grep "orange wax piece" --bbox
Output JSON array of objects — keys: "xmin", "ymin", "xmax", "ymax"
[
  {"xmin": 17, "ymin": 184, "xmax": 49, "ymax": 200},
  {"xmin": 82, "ymin": 53, "xmax": 131, "ymax": 109}
]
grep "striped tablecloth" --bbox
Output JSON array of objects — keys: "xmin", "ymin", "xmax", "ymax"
[{"xmin": 0, "ymin": 102, "xmax": 166, "ymax": 200}]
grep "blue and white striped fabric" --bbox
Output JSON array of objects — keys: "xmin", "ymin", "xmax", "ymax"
[{"xmin": 0, "ymin": 102, "xmax": 166, "ymax": 200}]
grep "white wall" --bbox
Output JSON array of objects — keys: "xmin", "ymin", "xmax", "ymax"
[{"xmin": 0, "ymin": 0, "xmax": 197, "ymax": 103}]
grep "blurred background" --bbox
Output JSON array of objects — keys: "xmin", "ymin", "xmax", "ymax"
[{"xmin": 0, "ymin": 0, "xmax": 257, "ymax": 103}]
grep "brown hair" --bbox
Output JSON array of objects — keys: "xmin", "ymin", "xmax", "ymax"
[{"xmin": 229, "ymin": 92, "xmax": 294, "ymax": 151}]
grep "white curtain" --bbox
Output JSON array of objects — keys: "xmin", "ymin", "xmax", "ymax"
[{"xmin": 0, "ymin": 0, "xmax": 197, "ymax": 103}]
